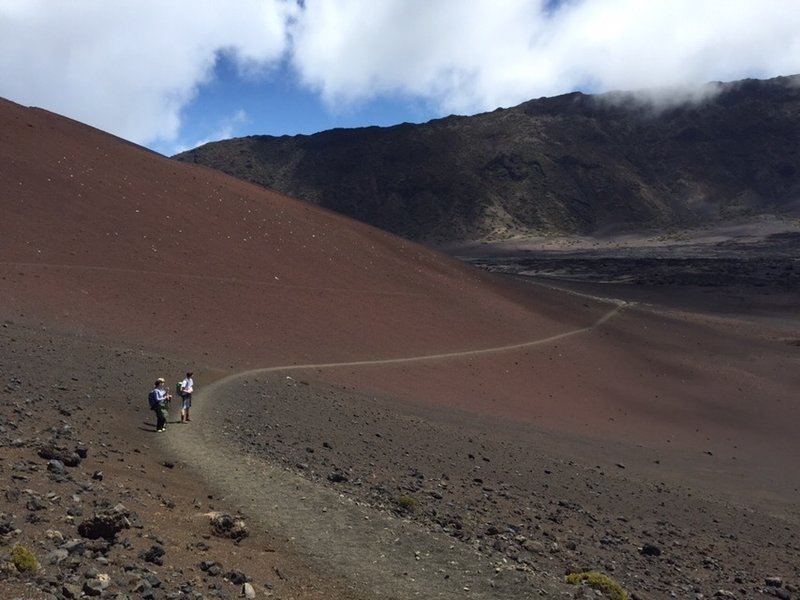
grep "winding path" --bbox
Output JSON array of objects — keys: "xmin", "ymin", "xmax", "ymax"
[
  {"xmin": 163, "ymin": 303, "xmax": 627, "ymax": 599},
  {"xmin": 199, "ymin": 301, "xmax": 626, "ymax": 385}
]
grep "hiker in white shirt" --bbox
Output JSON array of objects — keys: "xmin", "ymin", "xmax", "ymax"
[{"xmin": 180, "ymin": 372, "xmax": 194, "ymax": 423}]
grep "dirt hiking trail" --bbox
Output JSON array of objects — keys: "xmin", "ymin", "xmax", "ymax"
[{"xmin": 163, "ymin": 308, "xmax": 627, "ymax": 599}]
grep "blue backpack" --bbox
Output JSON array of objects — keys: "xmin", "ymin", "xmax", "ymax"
[{"xmin": 148, "ymin": 390, "xmax": 158, "ymax": 410}]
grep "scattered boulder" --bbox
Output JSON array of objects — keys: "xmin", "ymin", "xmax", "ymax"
[
  {"xmin": 61, "ymin": 583, "xmax": 82, "ymax": 599},
  {"xmin": 0, "ymin": 513, "xmax": 16, "ymax": 537},
  {"xmin": 47, "ymin": 459, "xmax": 66, "ymax": 475},
  {"xmin": 640, "ymin": 543, "xmax": 662, "ymax": 557},
  {"xmin": 243, "ymin": 582, "xmax": 256, "ymax": 598},
  {"xmin": 82, "ymin": 574, "xmax": 111, "ymax": 597},
  {"xmin": 77, "ymin": 504, "xmax": 131, "ymax": 540},
  {"xmin": 47, "ymin": 548, "xmax": 69, "ymax": 564},
  {"xmin": 132, "ymin": 578, "xmax": 152, "ymax": 594},
  {"xmin": 25, "ymin": 494, "xmax": 47, "ymax": 512},
  {"xmin": 764, "ymin": 588, "xmax": 792, "ymax": 600},
  {"xmin": 200, "ymin": 560, "xmax": 224, "ymax": 576},
  {"xmin": 141, "ymin": 571, "xmax": 162, "ymax": 588},
  {"xmin": 82, "ymin": 581, "xmax": 102, "ymax": 597},
  {"xmin": 209, "ymin": 512, "xmax": 249, "ymax": 541},
  {"xmin": 61, "ymin": 539, "xmax": 86, "ymax": 555},
  {"xmin": 139, "ymin": 544, "xmax": 165, "ymax": 565},
  {"xmin": 224, "ymin": 569, "xmax": 248, "ymax": 585},
  {"xmin": 37, "ymin": 443, "xmax": 81, "ymax": 467}
]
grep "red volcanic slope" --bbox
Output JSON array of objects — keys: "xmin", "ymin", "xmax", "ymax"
[
  {"xmin": 1, "ymin": 98, "xmax": 798, "ymax": 504},
  {"xmin": 0, "ymin": 97, "xmax": 600, "ymax": 368}
]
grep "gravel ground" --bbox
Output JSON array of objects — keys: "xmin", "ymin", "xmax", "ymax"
[{"xmin": 169, "ymin": 348, "xmax": 800, "ymax": 600}]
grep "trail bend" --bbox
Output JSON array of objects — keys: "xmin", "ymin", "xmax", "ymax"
[
  {"xmin": 199, "ymin": 300, "xmax": 626, "ymax": 387},
  {"xmin": 162, "ymin": 303, "xmax": 626, "ymax": 599}
]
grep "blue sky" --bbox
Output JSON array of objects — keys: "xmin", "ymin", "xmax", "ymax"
[
  {"xmin": 1, "ymin": 0, "xmax": 799, "ymax": 156},
  {"xmin": 182, "ymin": 52, "xmax": 438, "ymax": 147}
]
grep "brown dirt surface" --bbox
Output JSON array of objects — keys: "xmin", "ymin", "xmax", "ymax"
[{"xmin": 2, "ymin": 97, "xmax": 799, "ymax": 599}]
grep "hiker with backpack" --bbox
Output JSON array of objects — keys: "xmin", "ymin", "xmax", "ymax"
[
  {"xmin": 179, "ymin": 371, "xmax": 194, "ymax": 423},
  {"xmin": 148, "ymin": 377, "xmax": 172, "ymax": 432}
]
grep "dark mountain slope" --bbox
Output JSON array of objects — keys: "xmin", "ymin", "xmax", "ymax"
[{"xmin": 175, "ymin": 75, "xmax": 800, "ymax": 242}]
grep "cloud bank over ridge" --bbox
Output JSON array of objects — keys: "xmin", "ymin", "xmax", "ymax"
[{"xmin": 1, "ymin": 0, "xmax": 798, "ymax": 149}]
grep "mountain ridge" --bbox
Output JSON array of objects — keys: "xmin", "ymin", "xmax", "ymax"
[{"xmin": 175, "ymin": 75, "xmax": 800, "ymax": 242}]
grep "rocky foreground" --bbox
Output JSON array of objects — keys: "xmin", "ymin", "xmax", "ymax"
[
  {"xmin": 206, "ymin": 373, "xmax": 799, "ymax": 600},
  {"xmin": 2, "ymin": 315, "xmax": 799, "ymax": 600},
  {"xmin": 0, "ymin": 321, "xmax": 351, "ymax": 600}
]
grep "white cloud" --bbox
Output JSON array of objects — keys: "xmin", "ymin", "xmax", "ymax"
[
  {"xmin": 290, "ymin": 0, "xmax": 800, "ymax": 113},
  {"xmin": 1, "ymin": 0, "xmax": 798, "ymax": 148},
  {"xmin": 289, "ymin": 0, "xmax": 551, "ymax": 112},
  {"xmin": 0, "ymin": 0, "xmax": 294, "ymax": 146}
]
